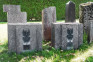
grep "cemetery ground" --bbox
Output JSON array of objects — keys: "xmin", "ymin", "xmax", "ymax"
[{"xmin": 0, "ymin": 21, "xmax": 93, "ymax": 62}]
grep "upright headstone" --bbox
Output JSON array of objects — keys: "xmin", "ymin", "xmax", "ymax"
[
  {"xmin": 65, "ymin": 1, "xmax": 76, "ymax": 22},
  {"xmin": 79, "ymin": 2, "xmax": 93, "ymax": 34},
  {"xmin": 51, "ymin": 1, "xmax": 83, "ymax": 50},
  {"xmin": 42, "ymin": 7, "xmax": 56, "ymax": 41},
  {"xmin": 3, "ymin": 5, "xmax": 27, "ymax": 23}
]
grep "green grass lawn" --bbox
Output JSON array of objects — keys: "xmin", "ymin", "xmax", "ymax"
[{"xmin": 0, "ymin": 23, "xmax": 93, "ymax": 62}]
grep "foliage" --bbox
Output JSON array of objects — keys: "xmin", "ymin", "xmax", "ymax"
[
  {"xmin": 0, "ymin": 0, "xmax": 92, "ymax": 22},
  {"xmin": 85, "ymin": 56, "xmax": 93, "ymax": 62}
]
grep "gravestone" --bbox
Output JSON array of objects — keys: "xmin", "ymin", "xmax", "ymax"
[
  {"xmin": 3, "ymin": 5, "xmax": 27, "ymax": 23},
  {"xmin": 51, "ymin": 1, "xmax": 83, "ymax": 50},
  {"xmin": 42, "ymin": 6, "xmax": 56, "ymax": 41},
  {"xmin": 8, "ymin": 23, "xmax": 42, "ymax": 53},
  {"xmin": 51, "ymin": 23, "xmax": 83, "ymax": 50},
  {"xmin": 79, "ymin": 2, "xmax": 93, "ymax": 34},
  {"xmin": 65, "ymin": 1, "xmax": 76, "ymax": 22}
]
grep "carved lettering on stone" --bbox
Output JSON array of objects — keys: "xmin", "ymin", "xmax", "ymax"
[
  {"xmin": 66, "ymin": 28, "xmax": 73, "ymax": 50},
  {"xmin": 22, "ymin": 29, "xmax": 30, "ymax": 50}
]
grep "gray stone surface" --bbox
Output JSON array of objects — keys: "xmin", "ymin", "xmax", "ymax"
[
  {"xmin": 79, "ymin": 2, "xmax": 93, "ymax": 34},
  {"xmin": 65, "ymin": 1, "xmax": 76, "ymax": 22},
  {"xmin": 7, "ymin": 12, "xmax": 27, "ymax": 23},
  {"xmin": 3, "ymin": 5, "xmax": 21, "ymax": 12},
  {"xmin": 51, "ymin": 23, "xmax": 83, "ymax": 50},
  {"xmin": 16, "ymin": 23, "xmax": 42, "ymax": 53},
  {"xmin": 51, "ymin": 23, "xmax": 62, "ymax": 49},
  {"xmin": 78, "ymin": 23, "xmax": 83, "ymax": 46},
  {"xmin": 61, "ymin": 23, "xmax": 78, "ymax": 50},
  {"xmin": 42, "ymin": 6, "xmax": 56, "ymax": 41},
  {"xmin": 3, "ymin": 5, "xmax": 27, "ymax": 23},
  {"xmin": 89, "ymin": 20, "xmax": 93, "ymax": 43},
  {"xmin": 8, "ymin": 23, "xmax": 42, "ymax": 53},
  {"xmin": 8, "ymin": 24, "xmax": 16, "ymax": 52}
]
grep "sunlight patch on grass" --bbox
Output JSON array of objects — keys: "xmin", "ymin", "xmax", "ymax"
[
  {"xmin": 0, "ymin": 24, "xmax": 7, "ymax": 44},
  {"xmin": 71, "ymin": 45, "xmax": 93, "ymax": 62}
]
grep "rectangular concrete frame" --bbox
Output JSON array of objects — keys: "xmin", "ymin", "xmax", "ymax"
[
  {"xmin": 8, "ymin": 23, "xmax": 42, "ymax": 53},
  {"xmin": 51, "ymin": 22, "xmax": 83, "ymax": 50},
  {"xmin": 61, "ymin": 23, "xmax": 79, "ymax": 50}
]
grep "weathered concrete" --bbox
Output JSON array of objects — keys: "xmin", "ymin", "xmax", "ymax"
[
  {"xmin": 3, "ymin": 5, "xmax": 21, "ymax": 12},
  {"xmin": 89, "ymin": 20, "xmax": 93, "ymax": 43},
  {"xmin": 3, "ymin": 5, "xmax": 27, "ymax": 23},
  {"xmin": 51, "ymin": 23, "xmax": 62, "ymax": 49},
  {"xmin": 51, "ymin": 23, "xmax": 83, "ymax": 50},
  {"xmin": 8, "ymin": 23, "xmax": 42, "ymax": 53},
  {"xmin": 8, "ymin": 24, "xmax": 16, "ymax": 52},
  {"xmin": 65, "ymin": 1, "xmax": 76, "ymax": 22},
  {"xmin": 78, "ymin": 23, "xmax": 83, "ymax": 46},
  {"xmin": 79, "ymin": 2, "xmax": 93, "ymax": 34},
  {"xmin": 7, "ymin": 12, "xmax": 27, "ymax": 23},
  {"xmin": 42, "ymin": 6, "xmax": 56, "ymax": 41}
]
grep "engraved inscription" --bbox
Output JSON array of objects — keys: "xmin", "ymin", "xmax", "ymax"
[
  {"xmin": 66, "ymin": 28, "xmax": 73, "ymax": 50},
  {"xmin": 22, "ymin": 29, "xmax": 30, "ymax": 42},
  {"xmin": 22, "ymin": 29, "xmax": 30, "ymax": 50}
]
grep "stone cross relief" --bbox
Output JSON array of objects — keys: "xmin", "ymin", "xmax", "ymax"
[
  {"xmin": 66, "ymin": 28, "xmax": 73, "ymax": 50},
  {"xmin": 22, "ymin": 29, "xmax": 30, "ymax": 50}
]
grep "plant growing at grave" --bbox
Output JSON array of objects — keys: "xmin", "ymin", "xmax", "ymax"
[{"xmin": 22, "ymin": 29, "xmax": 30, "ymax": 42}]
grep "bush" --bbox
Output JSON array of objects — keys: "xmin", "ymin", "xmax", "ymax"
[{"xmin": 0, "ymin": 0, "xmax": 92, "ymax": 22}]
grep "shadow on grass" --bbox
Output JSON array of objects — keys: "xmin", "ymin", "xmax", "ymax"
[
  {"xmin": 0, "ymin": 33, "xmax": 92, "ymax": 62},
  {"xmin": 0, "ymin": 41, "xmax": 92, "ymax": 62}
]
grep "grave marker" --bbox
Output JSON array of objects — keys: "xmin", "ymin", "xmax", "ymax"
[
  {"xmin": 8, "ymin": 23, "xmax": 42, "ymax": 53},
  {"xmin": 65, "ymin": 1, "xmax": 76, "ymax": 22},
  {"xmin": 42, "ymin": 7, "xmax": 56, "ymax": 41},
  {"xmin": 51, "ymin": 1, "xmax": 83, "ymax": 50}
]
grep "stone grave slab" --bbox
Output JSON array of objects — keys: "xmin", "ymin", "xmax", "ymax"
[
  {"xmin": 8, "ymin": 23, "xmax": 42, "ymax": 53},
  {"xmin": 65, "ymin": 1, "xmax": 76, "ymax": 22},
  {"xmin": 42, "ymin": 6, "xmax": 56, "ymax": 41},
  {"xmin": 51, "ymin": 23, "xmax": 83, "ymax": 50}
]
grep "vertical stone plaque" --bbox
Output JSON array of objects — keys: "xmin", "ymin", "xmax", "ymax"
[
  {"xmin": 51, "ymin": 23, "xmax": 62, "ymax": 49},
  {"xmin": 65, "ymin": 1, "xmax": 76, "ymax": 22},
  {"xmin": 61, "ymin": 23, "xmax": 78, "ymax": 50},
  {"xmin": 89, "ymin": 20, "xmax": 93, "ymax": 43},
  {"xmin": 42, "ymin": 6, "xmax": 56, "ymax": 41},
  {"xmin": 16, "ymin": 23, "xmax": 42, "ymax": 53}
]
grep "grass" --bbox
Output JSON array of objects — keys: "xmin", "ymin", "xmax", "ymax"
[
  {"xmin": 0, "ymin": 23, "xmax": 93, "ymax": 62},
  {"xmin": 0, "ymin": 0, "xmax": 93, "ymax": 22}
]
